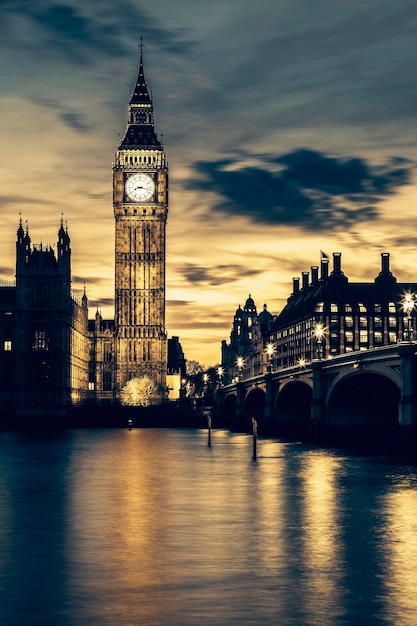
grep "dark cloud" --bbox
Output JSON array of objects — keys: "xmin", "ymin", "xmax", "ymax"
[
  {"xmin": 187, "ymin": 149, "xmax": 414, "ymax": 231},
  {"xmin": 180, "ymin": 264, "xmax": 262, "ymax": 287},
  {"xmin": 59, "ymin": 111, "xmax": 90, "ymax": 132},
  {"xmin": 0, "ymin": 0, "xmax": 191, "ymax": 65}
]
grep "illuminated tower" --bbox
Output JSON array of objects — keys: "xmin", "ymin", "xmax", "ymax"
[{"xmin": 113, "ymin": 45, "xmax": 168, "ymax": 399}]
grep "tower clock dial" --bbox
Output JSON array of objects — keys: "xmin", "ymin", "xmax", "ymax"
[{"xmin": 125, "ymin": 173, "xmax": 155, "ymax": 202}]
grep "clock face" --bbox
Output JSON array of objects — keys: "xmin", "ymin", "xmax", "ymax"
[{"xmin": 125, "ymin": 173, "xmax": 155, "ymax": 202}]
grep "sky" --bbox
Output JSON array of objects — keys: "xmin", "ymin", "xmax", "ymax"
[{"xmin": 1, "ymin": 0, "xmax": 417, "ymax": 366}]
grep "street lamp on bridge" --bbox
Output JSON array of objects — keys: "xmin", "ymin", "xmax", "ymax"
[
  {"xmin": 217, "ymin": 366, "xmax": 224, "ymax": 387},
  {"xmin": 265, "ymin": 342, "xmax": 275, "ymax": 373},
  {"xmin": 314, "ymin": 322, "xmax": 326, "ymax": 360},
  {"xmin": 236, "ymin": 356, "xmax": 244, "ymax": 381},
  {"xmin": 401, "ymin": 292, "xmax": 415, "ymax": 341}
]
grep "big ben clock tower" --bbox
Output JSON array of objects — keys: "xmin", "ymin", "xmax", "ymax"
[{"xmin": 113, "ymin": 44, "xmax": 168, "ymax": 400}]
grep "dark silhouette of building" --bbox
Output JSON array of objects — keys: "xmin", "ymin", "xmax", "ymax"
[
  {"xmin": 221, "ymin": 252, "xmax": 416, "ymax": 381},
  {"xmin": 0, "ymin": 219, "xmax": 89, "ymax": 414},
  {"xmin": 0, "ymin": 49, "xmax": 184, "ymax": 414},
  {"xmin": 221, "ymin": 296, "xmax": 274, "ymax": 383}
]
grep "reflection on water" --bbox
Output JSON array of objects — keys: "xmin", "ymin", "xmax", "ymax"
[{"xmin": 1, "ymin": 428, "xmax": 417, "ymax": 625}]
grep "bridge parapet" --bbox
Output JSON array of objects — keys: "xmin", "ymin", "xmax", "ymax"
[{"xmin": 217, "ymin": 343, "xmax": 417, "ymax": 429}]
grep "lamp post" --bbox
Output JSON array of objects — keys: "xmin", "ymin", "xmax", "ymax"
[
  {"xmin": 402, "ymin": 292, "xmax": 415, "ymax": 341},
  {"xmin": 314, "ymin": 322, "xmax": 325, "ymax": 360},
  {"xmin": 217, "ymin": 366, "xmax": 224, "ymax": 387},
  {"xmin": 236, "ymin": 356, "xmax": 244, "ymax": 381},
  {"xmin": 265, "ymin": 343, "xmax": 275, "ymax": 373}
]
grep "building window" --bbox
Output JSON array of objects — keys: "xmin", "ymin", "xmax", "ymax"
[
  {"xmin": 374, "ymin": 316, "xmax": 382, "ymax": 328},
  {"xmin": 33, "ymin": 330, "xmax": 48, "ymax": 350},
  {"xmin": 104, "ymin": 342, "xmax": 112, "ymax": 362},
  {"xmin": 330, "ymin": 303, "xmax": 338, "ymax": 312},
  {"xmin": 359, "ymin": 316, "xmax": 367, "ymax": 328},
  {"xmin": 103, "ymin": 372, "xmax": 112, "ymax": 392},
  {"xmin": 360, "ymin": 330, "xmax": 368, "ymax": 343},
  {"xmin": 88, "ymin": 382, "xmax": 95, "ymax": 391},
  {"xmin": 345, "ymin": 331, "xmax": 353, "ymax": 343},
  {"xmin": 374, "ymin": 331, "xmax": 383, "ymax": 343},
  {"xmin": 345, "ymin": 316, "xmax": 353, "ymax": 328},
  {"xmin": 374, "ymin": 304, "xmax": 382, "ymax": 313},
  {"xmin": 315, "ymin": 302, "xmax": 324, "ymax": 313},
  {"xmin": 389, "ymin": 332, "xmax": 397, "ymax": 343},
  {"xmin": 359, "ymin": 303, "xmax": 367, "ymax": 313},
  {"xmin": 3, "ymin": 340, "xmax": 11, "ymax": 351},
  {"xmin": 388, "ymin": 302, "xmax": 396, "ymax": 313},
  {"xmin": 389, "ymin": 317, "xmax": 397, "ymax": 328},
  {"xmin": 345, "ymin": 304, "xmax": 352, "ymax": 312}
]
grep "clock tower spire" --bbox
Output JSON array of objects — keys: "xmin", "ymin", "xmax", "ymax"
[{"xmin": 113, "ymin": 44, "xmax": 168, "ymax": 401}]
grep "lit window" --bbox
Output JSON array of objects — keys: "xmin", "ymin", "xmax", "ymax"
[
  {"xmin": 389, "ymin": 332, "xmax": 397, "ymax": 343},
  {"xmin": 374, "ymin": 331, "xmax": 382, "ymax": 343},
  {"xmin": 374, "ymin": 304, "xmax": 382, "ymax": 313},
  {"xmin": 315, "ymin": 302, "xmax": 324, "ymax": 313},
  {"xmin": 374, "ymin": 316, "xmax": 382, "ymax": 328},
  {"xmin": 360, "ymin": 330, "xmax": 368, "ymax": 343},
  {"xmin": 4, "ymin": 341, "xmax": 11, "ymax": 351},
  {"xmin": 388, "ymin": 302, "xmax": 396, "ymax": 313},
  {"xmin": 359, "ymin": 303, "xmax": 367, "ymax": 313},
  {"xmin": 345, "ymin": 316, "xmax": 353, "ymax": 328},
  {"xmin": 88, "ymin": 382, "xmax": 95, "ymax": 391},
  {"xmin": 389, "ymin": 317, "xmax": 397, "ymax": 328},
  {"xmin": 345, "ymin": 304, "xmax": 352, "ymax": 312},
  {"xmin": 360, "ymin": 316, "xmax": 367, "ymax": 328},
  {"xmin": 345, "ymin": 331, "xmax": 353, "ymax": 343},
  {"xmin": 33, "ymin": 330, "xmax": 48, "ymax": 350},
  {"xmin": 331, "ymin": 303, "xmax": 338, "ymax": 312}
]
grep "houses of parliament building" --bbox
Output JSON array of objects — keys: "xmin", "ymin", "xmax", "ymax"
[{"xmin": 0, "ymin": 49, "xmax": 185, "ymax": 414}]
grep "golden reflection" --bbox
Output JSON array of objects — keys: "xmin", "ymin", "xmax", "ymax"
[
  {"xmin": 301, "ymin": 454, "xmax": 344, "ymax": 619},
  {"xmin": 381, "ymin": 489, "xmax": 417, "ymax": 626},
  {"xmin": 68, "ymin": 430, "xmax": 169, "ymax": 614}
]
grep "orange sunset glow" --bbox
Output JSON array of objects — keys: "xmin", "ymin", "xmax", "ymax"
[{"xmin": 1, "ymin": 1, "xmax": 417, "ymax": 366}]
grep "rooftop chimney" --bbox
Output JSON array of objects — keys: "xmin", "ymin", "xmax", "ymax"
[
  {"xmin": 333, "ymin": 252, "xmax": 342, "ymax": 274},
  {"xmin": 321, "ymin": 258, "xmax": 329, "ymax": 281},
  {"xmin": 302, "ymin": 271, "xmax": 309, "ymax": 289},
  {"xmin": 292, "ymin": 277, "xmax": 300, "ymax": 294},
  {"xmin": 311, "ymin": 266, "xmax": 319, "ymax": 284},
  {"xmin": 381, "ymin": 252, "xmax": 390, "ymax": 274}
]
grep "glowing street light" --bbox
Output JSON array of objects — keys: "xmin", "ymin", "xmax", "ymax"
[
  {"xmin": 217, "ymin": 366, "xmax": 224, "ymax": 387},
  {"xmin": 236, "ymin": 356, "xmax": 244, "ymax": 381},
  {"xmin": 401, "ymin": 292, "xmax": 415, "ymax": 341},
  {"xmin": 265, "ymin": 342, "xmax": 275, "ymax": 373},
  {"xmin": 314, "ymin": 322, "xmax": 326, "ymax": 360}
]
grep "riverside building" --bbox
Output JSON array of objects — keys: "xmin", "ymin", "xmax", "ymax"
[
  {"xmin": 0, "ymin": 48, "xmax": 184, "ymax": 414},
  {"xmin": 221, "ymin": 252, "xmax": 416, "ymax": 383}
]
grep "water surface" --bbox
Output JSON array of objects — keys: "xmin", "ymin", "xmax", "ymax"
[{"xmin": 1, "ymin": 427, "xmax": 417, "ymax": 625}]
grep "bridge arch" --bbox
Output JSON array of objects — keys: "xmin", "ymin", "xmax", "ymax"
[
  {"xmin": 245, "ymin": 387, "xmax": 265, "ymax": 421},
  {"xmin": 223, "ymin": 393, "xmax": 237, "ymax": 420},
  {"xmin": 276, "ymin": 380, "xmax": 312, "ymax": 424},
  {"xmin": 327, "ymin": 371, "xmax": 401, "ymax": 427}
]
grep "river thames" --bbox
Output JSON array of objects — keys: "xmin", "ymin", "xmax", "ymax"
[{"xmin": 1, "ymin": 427, "xmax": 417, "ymax": 625}]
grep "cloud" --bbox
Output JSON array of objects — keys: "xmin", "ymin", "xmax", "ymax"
[
  {"xmin": 179, "ymin": 263, "xmax": 262, "ymax": 287},
  {"xmin": 0, "ymin": 0, "xmax": 192, "ymax": 65},
  {"xmin": 187, "ymin": 149, "xmax": 414, "ymax": 231}
]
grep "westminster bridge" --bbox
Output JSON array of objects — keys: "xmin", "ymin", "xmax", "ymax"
[{"xmin": 215, "ymin": 342, "xmax": 417, "ymax": 438}]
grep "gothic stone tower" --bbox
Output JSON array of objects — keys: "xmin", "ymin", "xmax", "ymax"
[{"xmin": 113, "ymin": 47, "xmax": 168, "ymax": 400}]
